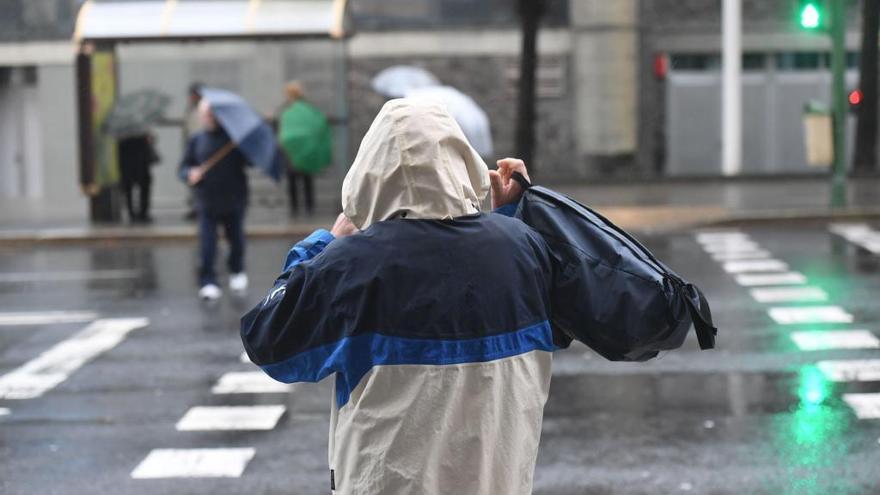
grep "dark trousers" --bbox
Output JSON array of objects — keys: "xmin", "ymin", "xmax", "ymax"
[
  {"xmin": 198, "ymin": 206, "xmax": 246, "ymax": 286},
  {"xmin": 121, "ymin": 169, "xmax": 152, "ymax": 221},
  {"xmin": 287, "ymin": 168, "xmax": 314, "ymax": 215}
]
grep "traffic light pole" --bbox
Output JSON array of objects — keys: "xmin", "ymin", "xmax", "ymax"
[{"xmin": 830, "ymin": 0, "xmax": 847, "ymax": 208}]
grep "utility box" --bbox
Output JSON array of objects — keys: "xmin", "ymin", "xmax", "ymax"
[{"xmin": 803, "ymin": 100, "xmax": 833, "ymax": 167}]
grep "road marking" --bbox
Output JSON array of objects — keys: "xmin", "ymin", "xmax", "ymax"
[
  {"xmin": 704, "ymin": 242, "xmax": 763, "ymax": 254},
  {"xmin": 694, "ymin": 231, "xmax": 748, "ymax": 243},
  {"xmin": 240, "ymin": 351, "xmax": 251, "ymax": 364},
  {"xmin": 734, "ymin": 272, "xmax": 808, "ymax": 286},
  {"xmin": 723, "ymin": 259, "xmax": 789, "ymax": 273},
  {"xmin": 830, "ymin": 224, "xmax": 880, "ymax": 253},
  {"xmin": 211, "ymin": 371, "xmax": 293, "ymax": 394},
  {"xmin": 0, "ymin": 311, "xmax": 99, "ymax": 326},
  {"xmin": 176, "ymin": 405, "xmax": 286, "ymax": 431},
  {"xmin": 0, "ymin": 269, "xmax": 140, "ymax": 283},
  {"xmin": 711, "ymin": 250, "xmax": 772, "ymax": 261},
  {"xmin": 767, "ymin": 306, "xmax": 853, "ymax": 325},
  {"xmin": 0, "ymin": 407, "xmax": 9, "ymax": 416},
  {"xmin": 749, "ymin": 286, "xmax": 828, "ymax": 304},
  {"xmin": 843, "ymin": 393, "xmax": 880, "ymax": 419},
  {"xmin": 817, "ymin": 359, "xmax": 880, "ymax": 382},
  {"xmin": 131, "ymin": 448, "xmax": 255, "ymax": 479},
  {"xmin": 790, "ymin": 330, "xmax": 880, "ymax": 351},
  {"xmin": 0, "ymin": 318, "xmax": 148, "ymax": 399}
]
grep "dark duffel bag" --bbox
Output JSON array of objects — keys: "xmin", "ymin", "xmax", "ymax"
[{"xmin": 511, "ymin": 173, "xmax": 716, "ymax": 361}]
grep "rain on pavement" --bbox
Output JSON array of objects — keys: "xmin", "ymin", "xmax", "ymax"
[{"xmin": 1, "ymin": 223, "xmax": 879, "ymax": 494}]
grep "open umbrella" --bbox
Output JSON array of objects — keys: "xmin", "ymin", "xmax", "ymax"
[
  {"xmin": 371, "ymin": 65, "xmax": 439, "ymax": 98},
  {"xmin": 278, "ymin": 100, "xmax": 333, "ymax": 174},
  {"xmin": 404, "ymin": 86, "xmax": 494, "ymax": 158},
  {"xmin": 102, "ymin": 89, "xmax": 170, "ymax": 137},
  {"xmin": 199, "ymin": 87, "xmax": 284, "ymax": 182}
]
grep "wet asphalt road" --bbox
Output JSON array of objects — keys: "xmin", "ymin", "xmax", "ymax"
[{"xmin": 1, "ymin": 222, "xmax": 879, "ymax": 494}]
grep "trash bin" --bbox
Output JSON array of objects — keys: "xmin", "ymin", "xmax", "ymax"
[{"xmin": 803, "ymin": 100, "xmax": 833, "ymax": 167}]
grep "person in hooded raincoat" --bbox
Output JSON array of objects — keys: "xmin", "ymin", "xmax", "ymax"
[{"xmin": 240, "ymin": 98, "xmax": 573, "ymax": 494}]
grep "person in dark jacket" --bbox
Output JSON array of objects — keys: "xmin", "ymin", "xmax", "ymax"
[
  {"xmin": 118, "ymin": 133, "xmax": 157, "ymax": 223},
  {"xmin": 179, "ymin": 100, "xmax": 250, "ymax": 301}
]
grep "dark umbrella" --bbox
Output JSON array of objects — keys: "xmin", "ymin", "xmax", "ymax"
[
  {"xmin": 198, "ymin": 87, "xmax": 284, "ymax": 182},
  {"xmin": 102, "ymin": 89, "xmax": 170, "ymax": 137}
]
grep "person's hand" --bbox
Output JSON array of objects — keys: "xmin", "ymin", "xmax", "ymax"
[
  {"xmin": 187, "ymin": 167, "xmax": 204, "ymax": 186},
  {"xmin": 489, "ymin": 158, "xmax": 531, "ymax": 209},
  {"xmin": 331, "ymin": 213, "xmax": 358, "ymax": 238}
]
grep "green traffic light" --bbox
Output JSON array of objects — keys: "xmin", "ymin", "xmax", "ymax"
[{"xmin": 800, "ymin": 3, "xmax": 821, "ymax": 29}]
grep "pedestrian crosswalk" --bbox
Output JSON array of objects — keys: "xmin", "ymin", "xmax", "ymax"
[
  {"xmin": 175, "ymin": 405, "xmax": 286, "ymax": 431},
  {"xmin": 0, "ymin": 317, "xmax": 148, "ymax": 399},
  {"xmin": 0, "ymin": 310, "xmax": 99, "ymax": 326},
  {"xmin": 830, "ymin": 223, "xmax": 880, "ymax": 254},
  {"xmin": 132, "ymin": 348, "xmax": 293, "ymax": 479},
  {"xmin": 130, "ymin": 448, "xmax": 256, "ymax": 479},
  {"xmin": 696, "ymin": 228, "xmax": 880, "ymax": 424}
]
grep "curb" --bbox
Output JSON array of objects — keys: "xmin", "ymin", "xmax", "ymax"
[{"xmin": 2, "ymin": 207, "xmax": 880, "ymax": 246}]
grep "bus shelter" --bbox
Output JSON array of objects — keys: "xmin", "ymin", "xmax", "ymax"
[{"xmin": 73, "ymin": 0, "xmax": 352, "ymax": 221}]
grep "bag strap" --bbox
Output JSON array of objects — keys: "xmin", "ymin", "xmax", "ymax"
[
  {"xmin": 680, "ymin": 284, "xmax": 717, "ymax": 350},
  {"xmin": 511, "ymin": 171, "xmax": 532, "ymax": 190},
  {"xmin": 196, "ymin": 141, "xmax": 236, "ymax": 176}
]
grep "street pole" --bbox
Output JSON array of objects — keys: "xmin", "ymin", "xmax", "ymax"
[
  {"xmin": 722, "ymin": 0, "xmax": 742, "ymax": 176},
  {"xmin": 830, "ymin": 0, "xmax": 847, "ymax": 208}
]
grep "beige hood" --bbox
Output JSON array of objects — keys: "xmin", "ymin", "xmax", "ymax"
[{"xmin": 342, "ymin": 98, "xmax": 490, "ymax": 230}]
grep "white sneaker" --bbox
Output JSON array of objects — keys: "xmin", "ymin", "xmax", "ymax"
[
  {"xmin": 198, "ymin": 283, "xmax": 222, "ymax": 301},
  {"xmin": 229, "ymin": 272, "xmax": 248, "ymax": 293}
]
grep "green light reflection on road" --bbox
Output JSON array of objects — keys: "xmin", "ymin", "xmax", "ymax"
[{"xmin": 769, "ymin": 365, "xmax": 856, "ymax": 495}]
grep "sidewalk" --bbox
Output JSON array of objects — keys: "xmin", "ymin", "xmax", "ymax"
[{"xmin": 2, "ymin": 176, "xmax": 879, "ymax": 245}]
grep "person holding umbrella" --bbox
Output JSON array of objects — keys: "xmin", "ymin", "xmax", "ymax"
[
  {"xmin": 102, "ymin": 89, "xmax": 169, "ymax": 223},
  {"xmin": 180, "ymin": 100, "xmax": 250, "ymax": 301},
  {"xmin": 180, "ymin": 88, "xmax": 284, "ymax": 301},
  {"xmin": 277, "ymin": 81, "xmax": 333, "ymax": 217},
  {"xmin": 118, "ymin": 132, "xmax": 158, "ymax": 223}
]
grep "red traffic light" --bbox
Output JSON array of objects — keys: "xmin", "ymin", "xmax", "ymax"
[{"xmin": 849, "ymin": 89, "xmax": 863, "ymax": 106}]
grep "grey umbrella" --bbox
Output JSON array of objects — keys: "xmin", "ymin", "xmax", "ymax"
[{"xmin": 102, "ymin": 90, "xmax": 171, "ymax": 137}]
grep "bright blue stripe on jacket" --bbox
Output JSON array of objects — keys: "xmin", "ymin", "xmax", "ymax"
[
  {"xmin": 260, "ymin": 320, "xmax": 555, "ymax": 408},
  {"xmin": 283, "ymin": 229, "xmax": 335, "ymax": 271}
]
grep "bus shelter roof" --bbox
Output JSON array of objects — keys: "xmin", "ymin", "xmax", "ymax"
[{"xmin": 74, "ymin": 0, "xmax": 350, "ymax": 43}]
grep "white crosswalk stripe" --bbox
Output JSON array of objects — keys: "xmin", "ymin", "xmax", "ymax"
[
  {"xmin": 842, "ymin": 393, "xmax": 880, "ymax": 419},
  {"xmin": 0, "ymin": 269, "xmax": 140, "ymax": 283},
  {"xmin": 0, "ymin": 318, "xmax": 148, "ymax": 399},
  {"xmin": 0, "ymin": 407, "xmax": 9, "ymax": 416},
  {"xmin": 711, "ymin": 250, "xmax": 772, "ymax": 261},
  {"xmin": 734, "ymin": 272, "xmax": 808, "ymax": 286},
  {"xmin": 694, "ymin": 231, "xmax": 749, "ymax": 243},
  {"xmin": 0, "ymin": 311, "xmax": 99, "ymax": 326},
  {"xmin": 749, "ymin": 286, "xmax": 828, "ymax": 304},
  {"xmin": 817, "ymin": 360, "xmax": 880, "ymax": 382},
  {"xmin": 723, "ymin": 259, "xmax": 789, "ymax": 273},
  {"xmin": 131, "ymin": 448, "xmax": 255, "ymax": 479},
  {"xmin": 176, "ymin": 405, "xmax": 286, "ymax": 431},
  {"xmin": 211, "ymin": 371, "xmax": 293, "ymax": 394},
  {"xmin": 704, "ymin": 242, "xmax": 763, "ymax": 254},
  {"xmin": 790, "ymin": 330, "xmax": 880, "ymax": 351},
  {"xmin": 767, "ymin": 306, "xmax": 853, "ymax": 325}
]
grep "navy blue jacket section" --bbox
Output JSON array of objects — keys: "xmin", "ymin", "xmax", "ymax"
[
  {"xmin": 240, "ymin": 213, "xmax": 571, "ymax": 405},
  {"xmin": 516, "ymin": 185, "xmax": 716, "ymax": 361},
  {"xmin": 180, "ymin": 128, "xmax": 249, "ymax": 214}
]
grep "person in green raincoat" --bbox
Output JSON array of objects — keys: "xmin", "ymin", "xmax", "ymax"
[{"xmin": 277, "ymin": 81, "xmax": 333, "ymax": 217}]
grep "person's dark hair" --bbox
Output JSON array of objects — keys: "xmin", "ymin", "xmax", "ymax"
[{"xmin": 188, "ymin": 82, "xmax": 203, "ymax": 97}]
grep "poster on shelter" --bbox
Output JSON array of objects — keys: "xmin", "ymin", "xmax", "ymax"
[{"xmin": 91, "ymin": 49, "xmax": 118, "ymax": 189}]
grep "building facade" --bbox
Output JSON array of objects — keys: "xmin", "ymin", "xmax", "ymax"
[{"xmin": 0, "ymin": 0, "xmax": 873, "ymax": 219}]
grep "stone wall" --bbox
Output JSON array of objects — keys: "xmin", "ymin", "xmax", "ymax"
[{"xmin": 347, "ymin": 55, "xmax": 577, "ymax": 180}]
